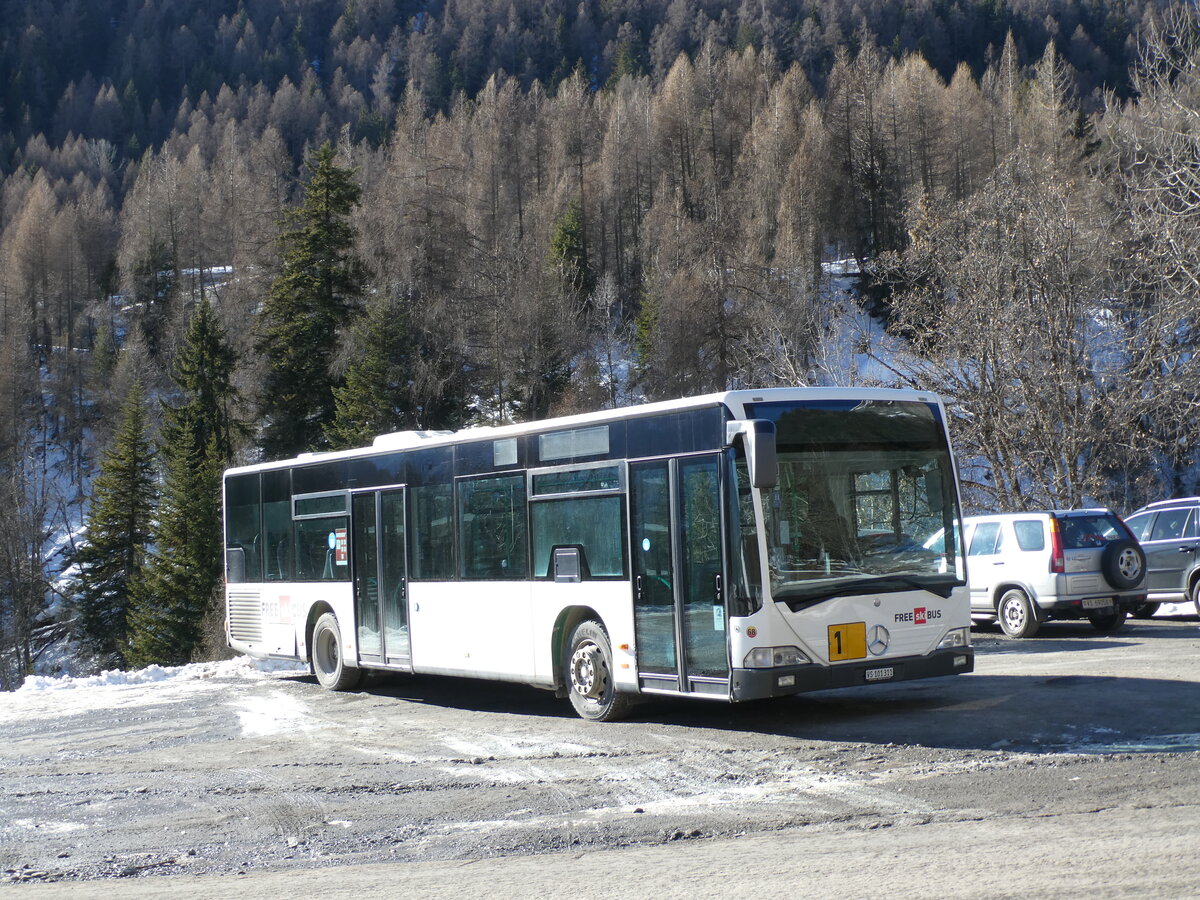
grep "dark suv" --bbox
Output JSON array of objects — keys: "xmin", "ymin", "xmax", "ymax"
[{"xmin": 1124, "ymin": 498, "xmax": 1200, "ymax": 617}]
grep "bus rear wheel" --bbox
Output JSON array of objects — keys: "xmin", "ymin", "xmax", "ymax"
[
  {"xmin": 311, "ymin": 612, "xmax": 363, "ymax": 691},
  {"xmin": 565, "ymin": 621, "xmax": 631, "ymax": 722}
]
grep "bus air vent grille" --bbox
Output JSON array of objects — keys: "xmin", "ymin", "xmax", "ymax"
[{"xmin": 228, "ymin": 590, "xmax": 263, "ymax": 643}]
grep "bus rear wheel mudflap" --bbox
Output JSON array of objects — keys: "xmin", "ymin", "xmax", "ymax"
[{"xmin": 565, "ymin": 620, "xmax": 631, "ymax": 722}]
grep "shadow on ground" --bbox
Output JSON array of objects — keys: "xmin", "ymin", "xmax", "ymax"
[{"xmin": 276, "ymin": 617, "xmax": 1200, "ymax": 754}]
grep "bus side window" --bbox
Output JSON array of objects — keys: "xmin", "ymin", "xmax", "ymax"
[
  {"xmin": 458, "ymin": 474, "xmax": 528, "ymax": 579},
  {"xmin": 531, "ymin": 495, "xmax": 626, "ymax": 579},
  {"xmin": 294, "ymin": 516, "xmax": 348, "ymax": 581},
  {"xmin": 263, "ymin": 469, "xmax": 292, "ymax": 581},
  {"xmin": 411, "ymin": 483, "xmax": 454, "ymax": 580}
]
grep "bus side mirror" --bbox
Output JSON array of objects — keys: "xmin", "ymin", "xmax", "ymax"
[{"xmin": 726, "ymin": 420, "xmax": 778, "ymax": 489}]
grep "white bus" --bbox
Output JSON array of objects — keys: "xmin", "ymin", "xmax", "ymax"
[{"xmin": 224, "ymin": 388, "xmax": 973, "ymax": 720}]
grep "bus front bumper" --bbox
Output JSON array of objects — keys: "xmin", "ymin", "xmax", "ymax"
[{"xmin": 730, "ymin": 648, "xmax": 975, "ymax": 701}]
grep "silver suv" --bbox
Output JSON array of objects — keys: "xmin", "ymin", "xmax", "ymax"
[
  {"xmin": 1124, "ymin": 498, "xmax": 1200, "ymax": 617},
  {"xmin": 963, "ymin": 510, "xmax": 1146, "ymax": 638}
]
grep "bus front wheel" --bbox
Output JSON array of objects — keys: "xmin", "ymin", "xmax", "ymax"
[
  {"xmin": 311, "ymin": 612, "xmax": 363, "ymax": 691},
  {"xmin": 565, "ymin": 621, "xmax": 631, "ymax": 722}
]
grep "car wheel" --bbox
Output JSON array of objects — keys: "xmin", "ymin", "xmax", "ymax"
[
  {"xmin": 1101, "ymin": 539, "xmax": 1145, "ymax": 590},
  {"xmin": 311, "ymin": 612, "xmax": 364, "ymax": 691},
  {"xmin": 1131, "ymin": 602, "xmax": 1160, "ymax": 619},
  {"xmin": 1088, "ymin": 609, "xmax": 1127, "ymax": 634},
  {"xmin": 997, "ymin": 589, "xmax": 1040, "ymax": 638},
  {"xmin": 1191, "ymin": 579, "xmax": 1200, "ymax": 618},
  {"xmin": 565, "ymin": 620, "xmax": 631, "ymax": 722}
]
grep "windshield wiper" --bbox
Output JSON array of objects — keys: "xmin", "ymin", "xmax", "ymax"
[{"xmin": 774, "ymin": 573, "xmax": 960, "ymax": 612}]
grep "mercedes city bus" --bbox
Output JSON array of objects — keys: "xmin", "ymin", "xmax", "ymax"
[{"xmin": 223, "ymin": 387, "xmax": 973, "ymax": 720}]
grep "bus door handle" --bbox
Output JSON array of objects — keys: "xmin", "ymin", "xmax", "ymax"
[
  {"xmin": 635, "ymin": 575, "xmax": 644, "ymax": 603},
  {"xmin": 714, "ymin": 573, "xmax": 723, "ymax": 605}
]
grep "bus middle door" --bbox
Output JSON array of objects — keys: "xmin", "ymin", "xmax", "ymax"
[
  {"xmin": 351, "ymin": 487, "xmax": 411, "ymax": 667},
  {"xmin": 630, "ymin": 456, "xmax": 730, "ymax": 697}
]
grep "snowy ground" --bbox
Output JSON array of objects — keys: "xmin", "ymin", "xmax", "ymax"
[{"xmin": 2, "ymin": 619, "xmax": 1199, "ymax": 895}]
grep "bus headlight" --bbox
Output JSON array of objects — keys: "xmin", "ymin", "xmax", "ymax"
[
  {"xmin": 744, "ymin": 646, "xmax": 811, "ymax": 668},
  {"xmin": 937, "ymin": 628, "xmax": 970, "ymax": 649}
]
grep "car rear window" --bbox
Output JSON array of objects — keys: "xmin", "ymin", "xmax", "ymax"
[
  {"xmin": 1013, "ymin": 520, "xmax": 1045, "ymax": 551},
  {"xmin": 1058, "ymin": 514, "xmax": 1126, "ymax": 549}
]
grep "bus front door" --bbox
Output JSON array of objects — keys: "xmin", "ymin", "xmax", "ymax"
[
  {"xmin": 630, "ymin": 456, "xmax": 730, "ymax": 696},
  {"xmin": 351, "ymin": 487, "xmax": 410, "ymax": 666}
]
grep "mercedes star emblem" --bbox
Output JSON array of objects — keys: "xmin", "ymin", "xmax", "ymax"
[{"xmin": 868, "ymin": 624, "xmax": 890, "ymax": 656}]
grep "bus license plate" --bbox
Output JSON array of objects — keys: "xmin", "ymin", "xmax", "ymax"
[
  {"xmin": 1082, "ymin": 597, "xmax": 1112, "ymax": 610},
  {"xmin": 828, "ymin": 622, "xmax": 867, "ymax": 661},
  {"xmin": 865, "ymin": 667, "xmax": 894, "ymax": 682}
]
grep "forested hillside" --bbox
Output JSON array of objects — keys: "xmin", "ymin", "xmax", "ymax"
[
  {"xmin": 2, "ymin": 0, "xmax": 1200, "ymax": 683},
  {"xmin": 0, "ymin": 0, "xmax": 1159, "ymax": 158}
]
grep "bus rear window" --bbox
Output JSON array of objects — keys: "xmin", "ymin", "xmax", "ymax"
[{"xmin": 225, "ymin": 473, "xmax": 261, "ymax": 583}]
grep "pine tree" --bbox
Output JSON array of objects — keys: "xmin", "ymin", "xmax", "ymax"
[
  {"xmin": 128, "ymin": 299, "xmax": 240, "ymax": 667},
  {"xmin": 549, "ymin": 199, "xmax": 595, "ymax": 302},
  {"xmin": 73, "ymin": 379, "xmax": 157, "ymax": 667},
  {"xmin": 127, "ymin": 434, "xmax": 222, "ymax": 667},
  {"xmin": 258, "ymin": 142, "xmax": 366, "ymax": 460},
  {"xmin": 325, "ymin": 294, "xmax": 416, "ymax": 450}
]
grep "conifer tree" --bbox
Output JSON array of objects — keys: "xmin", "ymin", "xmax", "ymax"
[
  {"xmin": 127, "ymin": 435, "xmax": 222, "ymax": 667},
  {"xmin": 549, "ymin": 200, "xmax": 595, "ymax": 303},
  {"xmin": 258, "ymin": 142, "xmax": 366, "ymax": 460},
  {"xmin": 72, "ymin": 379, "xmax": 157, "ymax": 667},
  {"xmin": 128, "ymin": 299, "xmax": 239, "ymax": 667},
  {"xmin": 325, "ymin": 295, "xmax": 416, "ymax": 450}
]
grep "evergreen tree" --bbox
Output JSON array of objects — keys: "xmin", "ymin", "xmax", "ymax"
[
  {"xmin": 325, "ymin": 295, "xmax": 416, "ymax": 450},
  {"xmin": 127, "ymin": 435, "xmax": 222, "ymax": 667},
  {"xmin": 549, "ymin": 199, "xmax": 596, "ymax": 302},
  {"xmin": 161, "ymin": 298, "xmax": 241, "ymax": 461},
  {"xmin": 258, "ymin": 142, "xmax": 366, "ymax": 460},
  {"xmin": 128, "ymin": 299, "xmax": 240, "ymax": 667},
  {"xmin": 72, "ymin": 379, "xmax": 157, "ymax": 667}
]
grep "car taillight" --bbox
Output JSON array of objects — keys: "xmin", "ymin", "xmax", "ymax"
[{"xmin": 1049, "ymin": 516, "xmax": 1065, "ymax": 573}]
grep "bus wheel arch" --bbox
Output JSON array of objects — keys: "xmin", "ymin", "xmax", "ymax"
[
  {"xmin": 308, "ymin": 607, "xmax": 363, "ymax": 691},
  {"xmin": 304, "ymin": 602, "xmax": 335, "ymax": 668},
  {"xmin": 551, "ymin": 606, "xmax": 601, "ymax": 697},
  {"xmin": 562, "ymin": 618, "xmax": 631, "ymax": 722}
]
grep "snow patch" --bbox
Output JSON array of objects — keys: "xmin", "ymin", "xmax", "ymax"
[
  {"xmin": 17, "ymin": 656, "xmax": 305, "ymax": 693},
  {"xmin": 12, "ymin": 819, "xmax": 87, "ymax": 834},
  {"xmin": 234, "ymin": 689, "xmax": 315, "ymax": 737},
  {"xmin": 442, "ymin": 735, "xmax": 594, "ymax": 759}
]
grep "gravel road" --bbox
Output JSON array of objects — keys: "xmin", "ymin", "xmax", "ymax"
[{"xmin": 4, "ymin": 617, "xmax": 1199, "ymax": 897}]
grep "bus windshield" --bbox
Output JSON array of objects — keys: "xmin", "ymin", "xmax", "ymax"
[{"xmin": 745, "ymin": 399, "xmax": 965, "ymax": 609}]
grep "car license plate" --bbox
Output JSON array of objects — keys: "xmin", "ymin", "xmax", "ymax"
[
  {"xmin": 829, "ymin": 622, "xmax": 867, "ymax": 661},
  {"xmin": 865, "ymin": 667, "xmax": 894, "ymax": 682},
  {"xmin": 1082, "ymin": 597, "xmax": 1113, "ymax": 610}
]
